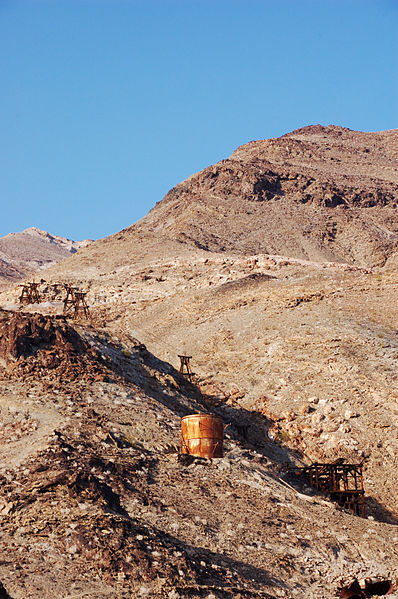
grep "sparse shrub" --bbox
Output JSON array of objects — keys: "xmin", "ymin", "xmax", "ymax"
[
  {"xmin": 122, "ymin": 434, "xmax": 136, "ymax": 447},
  {"xmin": 277, "ymin": 430, "xmax": 290, "ymax": 443}
]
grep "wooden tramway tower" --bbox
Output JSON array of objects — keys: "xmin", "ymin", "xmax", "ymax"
[
  {"xmin": 19, "ymin": 282, "xmax": 41, "ymax": 305},
  {"xmin": 63, "ymin": 285, "xmax": 78, "ymax": 316},
  {"xmin": 73, "ymin": 290, "xmax": 90, "ymax": 320},
  {"xmin": 178, "ymin": 355, "xmax": 194, "ymax": 382},
  {"xmin": 63, "ymin": 284, "xmax": 91, "ymax": 321}
]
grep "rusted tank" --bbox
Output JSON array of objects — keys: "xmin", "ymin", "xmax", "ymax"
[{"xmin": 181, "ymin": 414, "xmax": 224, "ymax": 458}]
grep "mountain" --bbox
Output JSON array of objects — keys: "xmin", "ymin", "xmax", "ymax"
[
  {"xmin": 0, "ymin": 126, "xmax": 397, "ymax": 597},
  {"xmin": 11, "ymin": 124, "xmax": 395, "ymax": 521},
  {"xmin": 0, "ymin": 227, "xmax": 93, "ymax": 287},
  {"xmin": 135, "ymin": 125, "xmax": 398, "ymax": 267}
]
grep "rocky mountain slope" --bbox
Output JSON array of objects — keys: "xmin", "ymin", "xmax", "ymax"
[
  {"xmin": 0, "ymin": 227, "xmax": 92, "ymax": 288},
  {"xmin": 28, "ymin": 246, "xmax": 398, "ymax": 515},
  {"xmin": 0, "ymin": 125, "xmax": 397, "ymax": 597},
  {"xmin": 0, "ymin": 309, "xmax": 397, "ymax": 599},
  {"xmin": 136, "ymin": 125, "xmax": 398, "ymax": 267}
]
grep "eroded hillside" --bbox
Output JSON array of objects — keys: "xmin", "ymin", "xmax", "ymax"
[
  {"xmin": 136, "ymin": 126, "xmax": 397, "ymax": 267},
  {"xmin": 0, "ymin": 310, "xmax": 397, "ymax": 598},
  {"xmin": 0, "ymin": 124, "xmax": 397, "ymax": 597}
]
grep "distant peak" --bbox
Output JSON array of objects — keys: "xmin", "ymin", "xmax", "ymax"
[
  {"xmin": 24, "ymin": 226, "xmax": 52, "ymax": 237},
  {"xmin": 3, "ymin": 227, "xmax": 93, "ymax": 249}
]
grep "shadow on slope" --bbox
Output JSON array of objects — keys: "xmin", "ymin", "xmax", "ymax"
[
  {"xmin": 2, "ymin": 420, "xmax": 284, "ymax": 598},
  {"xmin": 99, "ymin": 332, "xmax": 305, "ymax": 469},
  {"xmin": 365, "ymin": 496, "xmax": 398, "ymax": 525},
  {"xmin": 2, "ymin": 310, "xmax": 396, "ymax": 526}
]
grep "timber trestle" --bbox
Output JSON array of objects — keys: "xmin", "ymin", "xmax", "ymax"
[
  {"xmin": 19, "ymin": 282, "xmax": 41, "ymax": 305},
  {"xmin": 291, "ymin": 462, "xmax": 365, "ymax": 517},
  {"xmin": 18, "ymin": 280, "xmax": 91, "ymax": 321}
]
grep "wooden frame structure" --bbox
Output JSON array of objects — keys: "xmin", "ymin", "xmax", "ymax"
[
  {"xmin": 291, "ymin": 462, "xmax": 365, "ymax": 517},
  {"xmin": 19, "ymin": 282, "xmax": 41, "ymax": 305},
  {"xmin": 63, "ymin": 285, "xmax": 90, "ymax": 320},
  {"xmin": 63, "ymin": 285, "xmax": 78, "ymax": 315},
  {"xmin": 178, "ymin": 355, "xmax": 194, "ymax": 381},
  {"xmin": 17, "ymin": 281, "xmax": 91, "ymax": 321}
]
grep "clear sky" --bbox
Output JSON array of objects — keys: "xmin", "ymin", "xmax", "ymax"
[{"xmin": 1, "ymin": 0, "xmax": 397, "ymax": 241}]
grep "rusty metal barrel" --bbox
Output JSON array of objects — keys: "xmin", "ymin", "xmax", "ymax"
[{"xmin": 181, "ymin": 414, "xmax": 224, "ymax": 458}]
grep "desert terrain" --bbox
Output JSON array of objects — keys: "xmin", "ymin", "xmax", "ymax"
[
  {"xmin": 0, "ymin": 125, "xmax": 397, "ymax": 598},
  {"xmin": 0, "ymin": 227, "xmax": 92, "ymax": 289}
]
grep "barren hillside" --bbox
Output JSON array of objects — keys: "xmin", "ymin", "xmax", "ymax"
[
  {"xmin": 136, "ymin": 125, "xmax": 398, "ymax": 267},
  {"xmin": 0, "ymin": 309, "xmax": 397, "ymax": 599},
  {"xmin": 0, "ymin": 125, "xmax": 398, "ymax": 598}
]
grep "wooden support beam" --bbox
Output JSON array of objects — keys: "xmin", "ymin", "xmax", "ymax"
[
  {"xmin": 178, "ymin": 354, "xmax": 194, "ymax": 381},
  {"xmin": 19, "ymin": 282, "xmax": 41, "ymax": 305},
  {"xmin": 63, "ymin": 285, "xmax": 91, "ymax": 320}
]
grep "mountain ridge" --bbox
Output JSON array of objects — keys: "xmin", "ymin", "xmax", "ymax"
[
  {"xmin": 0, "ymin": 227, "xmax": 93, "ymax": 287},
  {"xmin": 127, "ymin": 125, "xmax": 397, "ymax": 268}
]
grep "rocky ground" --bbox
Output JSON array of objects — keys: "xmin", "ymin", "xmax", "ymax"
[
  {"xmin": 0, "ymin": 310, "xmax": 397, "ymax": 598},
  {"xmin": 0, "ymin": 248, "xmax": 397, "ymax": 598}
]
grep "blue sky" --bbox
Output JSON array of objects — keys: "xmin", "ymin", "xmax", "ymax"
[{"xmin": 1, "ymin": 0, "xmax": 397, "ymax": 241}]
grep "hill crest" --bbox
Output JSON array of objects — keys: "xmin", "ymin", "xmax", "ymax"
[{"xmin": 131, "ymin": 125, "xmax": 397, "ymax": 267}]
